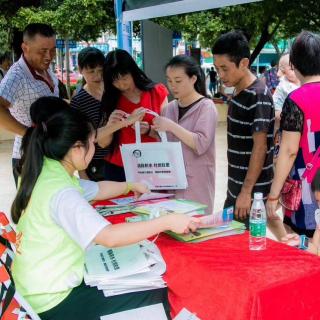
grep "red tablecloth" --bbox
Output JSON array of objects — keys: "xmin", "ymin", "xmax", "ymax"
[{"xmin": 98, "ymin": 204, "xmax": 320, "ymax": 320}]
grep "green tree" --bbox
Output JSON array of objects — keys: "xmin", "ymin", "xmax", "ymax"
[
  {"xmin": 155, "ymin": 0, "xmax": 320, "ymax": 63},
  {"xmin": 0, "ymin": 17, "xmax": 10, "ymax": 55},
  {"xmin": 54, "ymin": 0, "xmax": 115, "ymax": 42},
  {"xmin": 11, "ymin": 0, "xmax": 115, "ymax": 42}
]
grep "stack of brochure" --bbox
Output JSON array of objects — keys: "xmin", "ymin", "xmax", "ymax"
[
  {"xmin": 94, "ymin": 192, "xmax": 174, "ymax": 217},
  {"xmin": 166, "ymin": 220, "xmax": 246, "ymax": 243},
  {"xmin": 166, "ymin": 207, "xmax": 245, "ymax": 242},
  {"xmin": 132, "ymin": 199, "xmax": 207, "ymax": 217},
  {"xmin": 84, "ymin": 240, "xmax": 166, "ymax": 297},
  {"xmin": 126, "ymin": 206, "xmax": 245, "ymax": 243}
]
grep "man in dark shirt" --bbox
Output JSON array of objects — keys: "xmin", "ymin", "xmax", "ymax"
[{"xmin": 212, "ymin": 31, "xmax": 274, "ymax": 225}]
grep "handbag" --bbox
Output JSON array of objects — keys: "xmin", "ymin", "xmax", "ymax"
[
  {"xmin": 280, "ymin": 146, "xmax": 320, "ymax": 212},
  {"xmin": 279, "ymin": 179, "xmax": 302, "ymax": 212},
  {"xmin": 120, "ymin": 122, "xmax": 188, "ymax": 190}
]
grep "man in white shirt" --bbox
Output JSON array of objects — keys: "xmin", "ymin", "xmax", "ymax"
[
  {"xmin": 0, "ymin": 23, "xmax": 59, "ymax": 185},
  {"xmin": 0, "ymin": 52, "xmax": 11, "ymax": 82}
]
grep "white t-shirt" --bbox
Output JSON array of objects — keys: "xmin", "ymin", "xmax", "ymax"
[
  {"xmin": 0, "ymin": 56, "xmax": 59, "ymax": 159},
  {"xmin": 50, "ymin": 179, "xmax": 109, "ymax": 250},
  {"xmin": 273, "ymin": 77, "xmax": 299, "ymax": 112}
]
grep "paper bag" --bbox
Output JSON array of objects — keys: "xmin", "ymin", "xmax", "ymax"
[{"xmin": 120, "ymin": 122, "xmax": 188, "ymax": 190}]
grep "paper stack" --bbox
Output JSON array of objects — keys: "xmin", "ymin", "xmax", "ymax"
[
  {"xmin": 94, "ymin": 192, "xmax": 174, "ymax": 217},
  {"xmin": 166, "ymin": 220, "xmax": 246, "ymax": 243},
  {"xmin": 84, "ymin": 240, "xmax": 167, "ymax": 297},
  {"xmin": 132, "ymin": 199, "xmax": 207, "ymax": 217},
  {"xmin": 166, "ymin": 207, "xmax": 245, "ymax": 243}
]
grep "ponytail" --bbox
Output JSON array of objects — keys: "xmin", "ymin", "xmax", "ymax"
[
  {"xmin": 11, "ymin": 126, "xmax": 46, "ymax": 223},
  {"xmin": 11, "ymin": 98, "xmax": 93, "ymax": 224}
]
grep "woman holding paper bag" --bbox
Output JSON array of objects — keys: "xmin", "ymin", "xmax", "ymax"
[
  {"xmin": 97, "ymin": 49, "xmax": 168, "ymax": 182},
  {"xmin": 153, "ymin": 55, "xmax": 218, "ymax": 214},
  {"xmin": 11, "ymin": 97, "xmax": 200, "ymax": 320}
]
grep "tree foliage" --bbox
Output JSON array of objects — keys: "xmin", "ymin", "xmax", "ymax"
[
  {"xmin": 155, "ymin": 0, "xmax": 320, "ymax": 62},
  {"xmin": 0, "ymin": 0, "xmax": 116, "ymax": 50},
  {"xmin": 0, "ymin": 16, "xmax": 10, "ymax": 55}
]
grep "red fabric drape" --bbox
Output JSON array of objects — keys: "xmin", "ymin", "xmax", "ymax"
[{"xmin": 98, "ymin": 202, "xmax": 320, "ymax": 320}]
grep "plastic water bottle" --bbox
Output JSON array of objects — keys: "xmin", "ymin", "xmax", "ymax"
[{"xmin": 249, "ymin": 192, "xmax": 267, "ymax": 250}]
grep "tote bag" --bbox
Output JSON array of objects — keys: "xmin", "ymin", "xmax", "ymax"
[{"xmin": 120, "ymin": 122, "xmax": 188, "ymax": 190}]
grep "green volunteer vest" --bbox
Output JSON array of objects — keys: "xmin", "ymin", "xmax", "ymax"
[{"xmin": 12, "ymin": 157, "xmax": 85, "ymax": 313}]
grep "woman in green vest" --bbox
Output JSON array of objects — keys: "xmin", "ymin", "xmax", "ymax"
[{"xmin": 11, "ymin": 97, "xmax": 200, "ymax": 320}]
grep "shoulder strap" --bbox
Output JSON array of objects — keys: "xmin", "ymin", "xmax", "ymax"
[{"xmin": 302, "ymin": 146, "xmax": 320, "ymax": 183}]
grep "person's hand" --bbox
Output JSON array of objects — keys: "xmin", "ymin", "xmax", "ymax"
[
  {"xmin": 107, "ymin": 110, "xmax": 127, "ymax": 125},
  {"xmin": 281, "ymin": 233, "xmax": 300, "ymax": 247},
  {"xmin": 235, "ymin": 191, "xmax": 251, "ymax": 220},
  {"xmin": 131, "ymin": 121, "xmax": 150, "ymax": 135},
  {"xmin": 125, "ymin": 107, "xmax": 146, "ymax": 126},
  {"xmin": 266, "ymin": 197, "xmax": 280, "ymax": 220},
  {"xmin": 152, "ymin": 116, "xmax": 175, "ymax": 132},
  {"xmin": 130, "ymin": 182, "xmax": 150, "ymax": 199},
  {"xmin": 164, "ymin": 213, "xmax": 200, "ymax": 234}
]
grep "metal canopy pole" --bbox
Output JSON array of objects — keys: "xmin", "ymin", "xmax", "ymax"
[{"xmin": 115, "ymin": 0, "xmax": 133, "ymax": 54}]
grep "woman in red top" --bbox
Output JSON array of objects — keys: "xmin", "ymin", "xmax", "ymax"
[{"xmin": 98, "ymin": 49, "xmax": 168, "ymax": 181}]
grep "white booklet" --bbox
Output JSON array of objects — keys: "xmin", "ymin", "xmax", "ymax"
[
  {"xmin": 84, "ymin": 244, "xmax": 150, "ymax": 281},
  {"xmin": 110, "ymin": 192, "xmax": 174, "ymax": 205},
  {"xmin": 100, "ymin": 303, "xmax": 168, "ymax": 320},
  {"xmin": 173, "ymin": 308, "xmax": 201, "ymax": 320},
  {"xmin": 85, "ymin": 241, "xmax": 167, "ymax": 296}
]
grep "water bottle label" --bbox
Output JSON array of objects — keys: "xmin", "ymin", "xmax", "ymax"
[{"xmin": 250, "ymin": 221, "xmax": 266, "ymax": 237}]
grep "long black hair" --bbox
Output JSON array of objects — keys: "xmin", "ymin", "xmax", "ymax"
[
  {"xmin": 101, "ymin": 49, "xmax": 155, "ymax": 120},
  {"xmin": 165, "ymin": 55, "xmax": 207, "ymax": 97},
  {"xmin": 101, "ymin": 49, "xmax": 156, "ymax": 152},
  {"xmin": 17, "ymin": 96, "xmax": 69, "ymax": 175},
  {"xmin": 11, "ymin": 98, "xmax": 94, "ymax": 224}
]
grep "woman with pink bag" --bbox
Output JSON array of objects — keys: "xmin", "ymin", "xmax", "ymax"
[{"xmin": 266, "ymin": 31, "xmax": 320, "ymax": 240}]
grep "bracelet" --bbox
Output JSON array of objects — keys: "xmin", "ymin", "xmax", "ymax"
[
  {"xmin": 267, "ymin": 194, "xmax": 280, "ymax": 201},
  {"xmin": 145, "ymin": 123, "xmax": 151, "ymax": 136},
  {"xmin": 123, "ymin": 182, "xmax": 133, "ymax": 195}
]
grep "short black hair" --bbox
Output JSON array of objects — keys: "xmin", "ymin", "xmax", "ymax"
[
  {"xmin": 23, "ymin": 23, "xmax": 55, "ymax": 41},
  {"xmin": 0, "ymin": 52, "xmax": 10, "ymax": 64},
  {"xmin": 212, "ymin": 30, "xmax": 250, "ymax": 66},
  {"xmin": 311, "ymin": 169, "xmax": 320, "ymax": 193},
  {"xmin": 78, "ymin": 47, "xmax": 105, "ymax": 70},
  {"xmin": 290, "ymin": 31, "xmax": 320, "ymax": 77},
  {"xmin": 270, "ymin": 60, "xmax": 277, "ymax": 67}
]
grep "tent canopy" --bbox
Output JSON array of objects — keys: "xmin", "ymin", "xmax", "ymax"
[{"xmin": 122, "ymin": 0, "xmax": 260, "ymax": 21}]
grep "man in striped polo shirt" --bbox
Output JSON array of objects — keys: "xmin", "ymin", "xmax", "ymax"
[
  {"xmin": 212, "ymin": 31, "xmax": 274, "ymax": 226},
  {"xmin": 0, "ymin": 23, "xmax": 59, "ymax": 185}
]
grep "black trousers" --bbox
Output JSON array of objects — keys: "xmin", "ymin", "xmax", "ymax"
[
  {"xmin": 39, "ymin": 282, "xmax": 171, "ymax": 320},
  {"xmin": 103, "ymin": 161, "xmax": 126, "ymax": 182}
]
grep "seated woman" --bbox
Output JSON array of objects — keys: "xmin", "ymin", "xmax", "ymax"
[
  {"xmin": 97, "ymin": 49, "xmax": 168, "ymax": 182},
  {"xmin": 11, "ymin": 97, "xmax": 199, "ymax": 320},
  {"xmin": 152, "ymin": 55, "xmax": 218, "ymax": 214}
]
